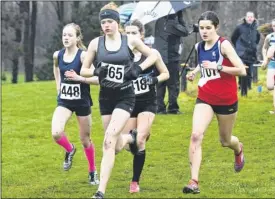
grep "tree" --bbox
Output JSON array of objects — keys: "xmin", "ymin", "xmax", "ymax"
[
  {"xmin": 20, "ymin": 1, "xmax": 32, "ymax": 82},
  {"xmin": 28, "ymin": 1, "xmax": 37, "ymax": 82},
  {"xmin": 1, "ymin": 2, "xmax": 23, "ymax": 84}
]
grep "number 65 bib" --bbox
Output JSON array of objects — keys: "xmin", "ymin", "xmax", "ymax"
[
  {"xmin": 133, "ymin": 77, "xmax": 149, "ymax": 95},
  {"xmin": 60, "ymin": 83, "xmax": 81, "ymax": 100},
  {"xmin": 105, "ymin": 64, "xmax": 125, "ymax": 83}
]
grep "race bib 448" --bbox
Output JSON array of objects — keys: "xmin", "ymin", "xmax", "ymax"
[{"xmin": 60, "ymin": 83, "xmax": 81, "ymax": 100}]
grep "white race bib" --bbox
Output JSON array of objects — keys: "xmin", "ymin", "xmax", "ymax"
[
  {"xmin": 105, "ymin": 64, "xmax": 125, "ymax": 83},
  {"xmin": 133, "ymin": 77, "xmax": 149, "ymax": 95},
  {"xmin": 60, "ymin": 83, "xmax": 81, "ymax": 100},
  {"xmin": 198, "ymin": 67, "xmax": 221, "ymax": 87}
]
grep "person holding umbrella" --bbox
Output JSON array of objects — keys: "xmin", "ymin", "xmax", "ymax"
[{"xmin": 154, "ymin": 10, "xmax": 189, "ymax": 114}]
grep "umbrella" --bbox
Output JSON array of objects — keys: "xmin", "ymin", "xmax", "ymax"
[
  {"xmin": 118, "ymin": 2, "xmax": 137, "ymax": 25},
  {"xmin": 130, "ymin": 0, "xmax": 200, "ymax": 25}
]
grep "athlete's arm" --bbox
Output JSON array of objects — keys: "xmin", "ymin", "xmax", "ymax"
[
  {"xmin": 53, "ymin": 51, "xmax": 60, "ymax": 94},
  {"xmin": 80, "ymin": 38, "xmax": 98, "ymax": 77},
  {"xmin": 262, "ymin": 45, "xmax": 275, "ymax": 70},
  {"xmin": 64, "ymin": 70, "xmax": 99, "ymax": 85},
  {"xmin": 152, "ymin": 49, "xmax": 169, "ymax": 82},
  {"xmin": 219, "ymin": 40, "xmax": 246, "ymax": 76},
  {"xmin": 64, "ymin": 51, "xmax": 99, "ymax": 85},
  {"xmin": 129, "ymin": 36, "xmax": 158, "ymax": 71},
  {"xmin": 262, "ymin": 35, "xmax": 270, "ymax": 60},
  {"xmin": 80, "ymin": 51, "xmax": 99, "ymax": 84},
  {"xmin": 186, "ymin": 43, "xmax": 200, "ymax": 81}
]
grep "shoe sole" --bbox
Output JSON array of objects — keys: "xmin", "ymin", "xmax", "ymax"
[
  {"xmin": 182, "ymin": 187, "xmax": 200, "ymax": 194},
  {"xmin": 234, "ymin": 143, "xmax": 244, "ymax": 172},
  {"xmin": 129, "ymin": 188, "xmax": 140, "ymax": 193},
  {"xmin": 129, "ymin": 190, "xmax": 140, "ymax": 194},
  {"xmin": 90, "ymin": 181, "xmax": 100, "ymax": 186},
  {"xmin": 63, "ymin": 147, "xmax": 77, "ymax": 171},
  {"xmin": 235, "ymin": 157, "xmax": 245, "ymax": 172}
]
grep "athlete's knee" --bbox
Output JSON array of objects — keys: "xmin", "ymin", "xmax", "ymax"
[
  {"xmin": 51, "ymin": 127, "xmax": 64, "ymax": 140},
  {"xmin": 80, "ymin": 134, "xmax": 91, "ymax": 148},
  {"xmin": 137, "ymin": 133, "xmax": 147, "ymax": 148},
  {"xmin": 103, "ymin": 135, "xmax": 116, "ymax": 150},
  {"xmin": 190, "ymin": 131, "xmax": 204, "ymax": 143}
]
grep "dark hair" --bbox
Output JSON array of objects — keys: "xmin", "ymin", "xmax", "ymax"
[
  {"xmin": 124, "ymin": 19, "xmax": 145, "ymax": 35},
  {"xmin": 198, "ymin": 11, "xmax": 219, "ymax": 28}
]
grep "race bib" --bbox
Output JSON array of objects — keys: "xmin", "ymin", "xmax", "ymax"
[
  {"xmin": 198, "ymin": 67, "xmax": 221, "ymax": 87},
  {"xmin": 105, "ymin": 64, "xmax": 125, "ymax": 83},
  {"xmin": 60, "ymin": 83, "xmax": 81, "ymax": 100},
  {"xmin": 133, "ymin": 77, "xmax": 149, "ymax": 95}
]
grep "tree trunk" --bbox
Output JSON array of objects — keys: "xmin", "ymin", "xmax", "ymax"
[
  {"xmin": 21, "ymin": 1, "xmax": 32, "ymax": 82},
  {"xmin": 73, "ymin": 1, "xmax": 79, "ymax": 10},
  {"xmin": 56, "ymin": 2, "xmax": 64, "ymax": 23},
  {"xmin": 11, "ymin": 25, "xmax": 22, "ymax": 84},
  {"xmin": 28, "ymin": 1, "xmax": 37, "ymax": 82},
  {"xmin": 249, "ymin": 1, "xmax": 258, "ymax": 18},
  {"xmin": 11, "ymin": 59, "xmax": 19, "ymax": 84}
]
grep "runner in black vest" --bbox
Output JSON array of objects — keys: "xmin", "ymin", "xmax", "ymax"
[
  {"xmin": 122, "ymin": 19, "xmax": 169, "ymax": 194},
  {"xmin": 51, "ymin": 23, "xmax": 99, "ymax": 185},
  {"xmin": 79, "ymin": 3, "xmax": 158, "ymax": 199}
]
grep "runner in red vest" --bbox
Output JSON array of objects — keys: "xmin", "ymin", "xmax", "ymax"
[{"xmin": 183, "ymin": 11, "xmax": 247, "ymax": 194}]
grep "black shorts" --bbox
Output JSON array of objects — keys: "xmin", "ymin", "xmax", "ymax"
[
  {"xmin": 99, "ymin": 85, "xmax": 135, "ymax": 115},
  {"xmin": 58, "ymin": 104, "xmax": 91, "ymax": 116},
  {"xmin": 196, "ymin": 98, "xmax": 238, "ymax": 115},
  {"xmin": 131, "ymin": 98, "xmax": 157, "ymax": 118}
]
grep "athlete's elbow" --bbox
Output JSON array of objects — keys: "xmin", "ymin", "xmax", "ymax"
[
  {"xmin": 80, "ymin": 69, "xmax": 84, "ymax": 76},
  {"xmin": 80, "ymin": 68, "xmax": 88, "ymax": 77},
  {"xmin": 165, "ymin": 72, "xmax": 170, "ymax": 80}
]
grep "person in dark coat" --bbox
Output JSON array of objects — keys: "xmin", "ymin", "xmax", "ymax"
[
  {"xmin": 231, "ymin": 11, "xmax": 261, "ymax": 90},
  {"xmin": 154, "ymin": 10, "xmax": 189, "ymax": 114}
]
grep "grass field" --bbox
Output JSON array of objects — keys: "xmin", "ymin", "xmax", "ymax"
[{"xmin": 2, "ymin": 70, "xmax": 275, "ymax": 198}]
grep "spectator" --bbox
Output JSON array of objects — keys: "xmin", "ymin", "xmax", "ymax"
[
  {"xmin": 231, "ymin": 11, "xmax": 261, "ymax": 91},
  {"xmin": 154, "ymin": 11, "xmax": 189, "ymax": 114}
]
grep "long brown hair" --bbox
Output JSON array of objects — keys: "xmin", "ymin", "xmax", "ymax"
[{"xmin": 124, "ymin": 19, "xmax": 145, "ymax": 40}]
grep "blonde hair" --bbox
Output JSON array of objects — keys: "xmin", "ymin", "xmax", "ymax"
[
  {"xmin": 63, "ymin": 23, "xmax": 87, "ymax": 51},
  {"xmin": 258, "ymin": 21, "xmax": 274, "ymax": 36},
  {"xmin": 100, "ymin": 2, "xmax": 119, "ymax": 12},
  {"xmin": 100, "ymin": 2, "xmax": 124, "ymax": 33}
]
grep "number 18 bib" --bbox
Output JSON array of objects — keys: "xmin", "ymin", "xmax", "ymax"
[
  {"xmin": 133, "ymin": 77, "xmax": 149, "ymax": 95},
  {"xmin": 60, "ymin": 83, "xmax": 81, "ymax": 100}
]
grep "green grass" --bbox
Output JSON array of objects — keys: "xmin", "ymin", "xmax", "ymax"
[
  {"xmin": 2, "ymin": 69, "xmax": 275, "ymax": 198},
  {"xmin": 1, "ymin": 73, "xmax": 26, "ymax": 85}
]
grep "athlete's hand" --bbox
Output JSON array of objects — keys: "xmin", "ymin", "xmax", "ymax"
[
  {"xmin": 201, "ymin": 60, "xmax": 217, "ymax": 70},
  {"xmin": 186, "ymin": 72, "xmax": 195, "ymax": 82},
  {"xmin": 93, "ymin": 63, "xmax": 109, "ymax": 78},
  {"xmin": 125, "ymin": 63, "xmax": 143, "ymax": 80},
  {"xmin": 145, "ymin": 76, "xmax": 158, "ymax": 85},
  {"xmin": 261, "ymin": 61, "xmax": 268, "ymax": 70},
  {"xmin": 64, "ymin": 69, "xmax": 85, "ymax": 82}
]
